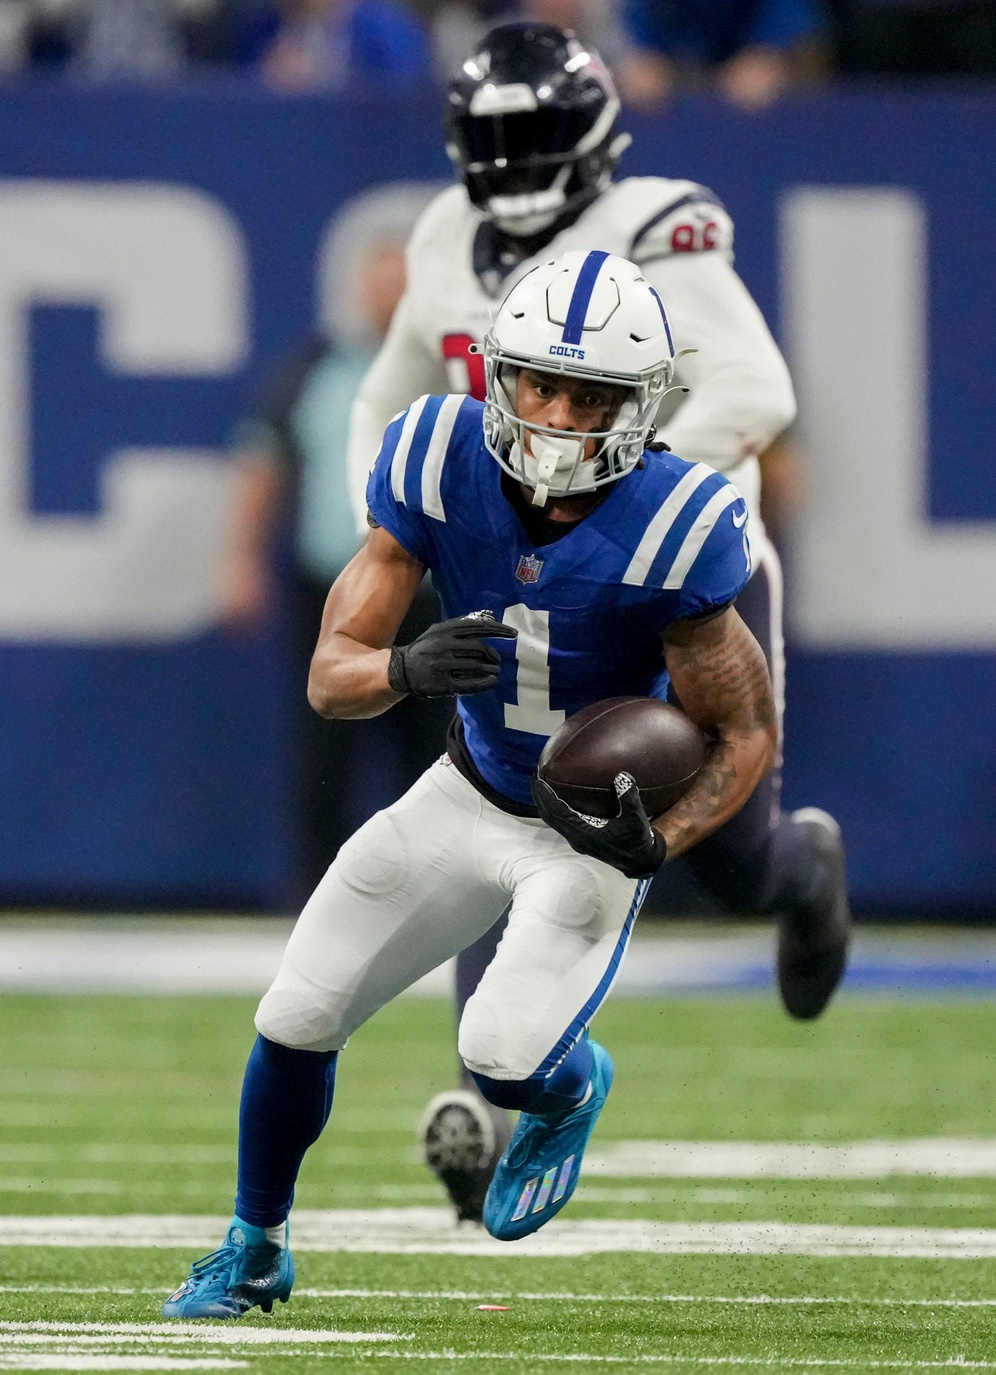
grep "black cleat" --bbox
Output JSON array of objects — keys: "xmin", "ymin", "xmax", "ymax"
[
  {"xmin": 419, "ymin": 1089, "xmax": 512, "ymax": 1223},
  {"xmin": 777, "ymin": 808, "xmax": 853, "ymax": 1020}
]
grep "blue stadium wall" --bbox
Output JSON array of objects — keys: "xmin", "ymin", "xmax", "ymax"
[{"xmin": 0, "ymin": 85, "xmax": 992, "ymax": 913}]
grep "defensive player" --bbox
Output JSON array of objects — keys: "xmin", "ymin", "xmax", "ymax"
[
  {"xmin": 163, "ymin": 250, "xmax": 777, "ymax": 1319},
  {"xmin": 345, "ymin": 20, "xmax": 851, "ymax": 1222}
]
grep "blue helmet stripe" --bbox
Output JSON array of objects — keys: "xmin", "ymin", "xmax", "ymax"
[
  {"xmin": 649, "ymin": 286, "xmax": 675, "ymax": 356},
  {"xmin": 561, "ymin": 250, "xmax": 610, "ymax": 345}
]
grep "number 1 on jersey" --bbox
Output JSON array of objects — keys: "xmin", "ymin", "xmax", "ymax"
[{"xmin": 502, "ymin": 603, "xmax": 566, "ymax": 736}]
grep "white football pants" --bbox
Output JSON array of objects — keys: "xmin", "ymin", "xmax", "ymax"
[{"xmin": 256, "ymin": 758, "xmax": 647, "ymax": 1081}]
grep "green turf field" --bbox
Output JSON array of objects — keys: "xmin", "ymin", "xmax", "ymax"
[{"xmin": 2, "ymin": 992, "xmax": 996, "ymax": 1372}]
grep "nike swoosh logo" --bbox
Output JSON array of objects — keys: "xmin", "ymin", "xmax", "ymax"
[{"xmin": 732, "ymin": 509, "xmax": 748, "ymax": 527}]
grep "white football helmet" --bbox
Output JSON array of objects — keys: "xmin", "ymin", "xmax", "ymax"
[{"xmin": 483, "ymin": 249, "xmax": 678, "ymax": 506}]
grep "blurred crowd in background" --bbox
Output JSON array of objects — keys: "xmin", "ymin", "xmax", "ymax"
[{"xmin": 1, "ymin": 0, "xmax": 994, "ymax": 95}]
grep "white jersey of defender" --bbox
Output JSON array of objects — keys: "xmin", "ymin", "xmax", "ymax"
[{"xmin": 347, "ymin": 175, "xmax": 797, "ymax": 551}]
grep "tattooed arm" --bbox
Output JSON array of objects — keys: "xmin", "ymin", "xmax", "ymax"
[
  {"xmin": 655, "ymin": 606, "xmax": 778, "ymax": 858},
  {"xmin": 531, "ymin": 603, "xmax": 776, "ymax": 876}
]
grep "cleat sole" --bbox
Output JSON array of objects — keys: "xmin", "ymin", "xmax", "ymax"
[{"xmin": 420, "ymin": 1090, "xmax": 511, "ymax": 1224}]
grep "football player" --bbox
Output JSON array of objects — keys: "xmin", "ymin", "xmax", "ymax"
[
  {"xmin": 164, "ymin": 250, "xmax": 778, "ymax": 1319},
  {"xmin": 345, "ymin": 21, "xmax": 852, "ymax": 1224}
]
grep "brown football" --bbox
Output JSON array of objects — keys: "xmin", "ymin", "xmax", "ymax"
[{"xmin": 537, "ymin": 696, "xmax": 707, "ymax": 819}]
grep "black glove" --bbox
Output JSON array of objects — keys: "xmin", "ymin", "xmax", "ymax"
[
  {"xmin": 531, "ymin": 771, "xmax": 667, "ymax": 880},
  {"xmin": 388, "ymin": 613, "xmax": 518, "ymax": 699}
]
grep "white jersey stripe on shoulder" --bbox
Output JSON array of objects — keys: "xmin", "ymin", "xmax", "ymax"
[
  {"xmin": 621, "ymin": 463, "xmax": 715, "ymax": 587},
  {"xmin": 662, "ymin": 486, "xmax": 740, "ymax": 589},
  {"xmin": 421, "ymin": 394, "xmax": 464, "ymax": 522},
  {"xmin": 390, "ymin": 395, "xmax": 430, "ymax": 505}
]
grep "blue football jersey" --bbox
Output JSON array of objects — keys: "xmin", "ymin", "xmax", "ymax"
[{"xmin": 367, "ymin": 394, "xmax": 752, "ymax": 808}]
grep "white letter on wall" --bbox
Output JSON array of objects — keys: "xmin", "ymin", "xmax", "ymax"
[
  {"xmin": 782, "ymin": 186, "xmax": 996, "ymax": 649},
  {"xmin": 0, "ymin": 182, "xmax": 247, "ymax": 641}
]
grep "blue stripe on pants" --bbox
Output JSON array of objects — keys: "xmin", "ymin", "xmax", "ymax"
[{"xmin": 537, "ymin": 875, "xmax": 651, "ymax": 1079}]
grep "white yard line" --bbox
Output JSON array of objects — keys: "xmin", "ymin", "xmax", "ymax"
[
  {"xmin": 5, "ymin": 1183, "xmax": 993, "ymax": 1208},
  {"xmin": 4, "ymin": 1286, "xmax": 996, "ymax": 1309},
  {"xmin": 294, "ymin": 1289, "xmax": 996, "ymax": 1308},
  {"xmin": 580, "ymin": 1186, "xmax": 996, "ymax": 1208},
  {"xmin": 7, "ymin": 1210, "xmax": 996, "ymax": 1258},
  {"xmin": 0, "ymin": 1325, "xmax": 405, "ymax": 1346},
  {"xmin": 1, "ymin": 1332, "xmax": 994, "ymax": 1372},
  {"xmin": 16, "ymin": 1137, "xmax": 995, "ymax": 1183},
  {"xmin": 584, "ymin": 1139, "xmax": 996, "ymax": 1179},
  {"xmin": 0, "ymin": 1364, "xmax": 244, "ymax": 1375}
]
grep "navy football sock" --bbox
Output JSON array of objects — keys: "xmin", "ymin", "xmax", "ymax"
[
  {"xmin": 471, "ymin": 1037, "xmax": 593, "ymax": 1118},
  {"xmin": 234, "ymin": 1035, "xmax": 337, "ymax": 1229}
]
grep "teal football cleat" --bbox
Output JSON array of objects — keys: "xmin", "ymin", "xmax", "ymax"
[
  {"xmin": 162, "ymin": 1218, "xmax": 294, "ymax": 1320},
  {"xmin": 483, "ymin": 1041, "xmax": 613, "ymax": 1242}
]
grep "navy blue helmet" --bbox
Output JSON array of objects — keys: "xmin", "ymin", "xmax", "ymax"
[{"xmin": 445, "ymin": 22, "xmax": 629, "ymax": 239}]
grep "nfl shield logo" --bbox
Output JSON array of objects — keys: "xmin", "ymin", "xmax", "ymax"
[{"xmin": 515, "ymin": 553, "xmax": 544, "ymax": 585}]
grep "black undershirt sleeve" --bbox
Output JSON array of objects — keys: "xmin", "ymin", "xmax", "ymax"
[{"xmin": 673, "ymin": 600, "xmax": 735, "ymax": 627}]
